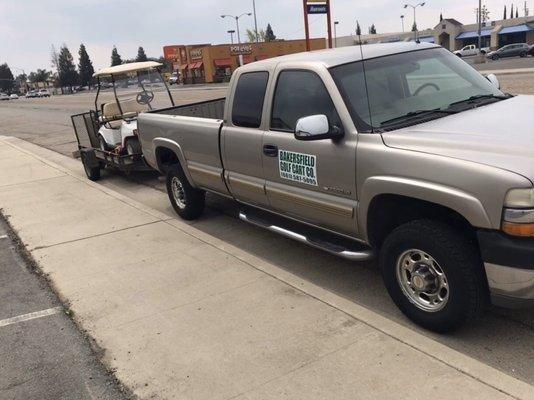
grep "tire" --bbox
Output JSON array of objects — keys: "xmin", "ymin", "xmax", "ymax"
[
  {"xmin": 379, "ymin": 219, "xmax": 487, "ymax": 333},
  {"xmin": 166, "ymin": 165, "xmax": 205, "ymax": 220},
  {"xmin": 80, "ymin": 152, "xmax": 101, "ymax": 181},
  {"xmin": 520, "ymin": 52, "xmax": 527, "ymax": 58},
  {"xmin": 492, "ymin": 54, "xmax": 499, "ymax": 60},
  {"xmin": 125, "ymin": 137, "xmax": 142, "ymax": 155}
]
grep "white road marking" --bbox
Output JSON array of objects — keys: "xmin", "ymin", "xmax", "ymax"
[
  {"xmin": 0, "ymin": 235, "xmax": 8, "ymax": 239},
  {"xmin": 0, "ymin": 307, "xmax": 62, "ymax": 328}
]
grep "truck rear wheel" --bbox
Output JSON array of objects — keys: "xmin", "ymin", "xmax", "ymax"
[
  {"xmin": 166, "ymin": 165, "xmax": 205, "ymax": 220},
  {"xmin": 379, "ymin": 219, "xmax": 486, "ymax": 333}
]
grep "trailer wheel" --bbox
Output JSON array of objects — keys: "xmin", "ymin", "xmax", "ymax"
[
  {"xmin": 81, "ymin": 152, "xmax": 101, "ymax": 181},
  {"xmin": 166, "ymin": 165, "xmax": 205, "ymax": 220}
]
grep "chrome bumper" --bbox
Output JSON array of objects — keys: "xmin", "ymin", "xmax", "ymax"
[{"xmin": 485, "ymin": 263, "xmax": 534, "ymax": 308}]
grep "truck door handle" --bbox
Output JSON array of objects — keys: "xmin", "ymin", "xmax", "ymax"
[{"xmin": 263, "ymin": 144, "xmax": 278, "ymax": 157}]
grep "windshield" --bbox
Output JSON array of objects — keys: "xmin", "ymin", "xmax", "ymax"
[
  {"xmin": 97, "ymin": 69, "xmax": 174, "ymax": 114},
  {"xmin": 330, "ymin": 48, "xmax": 505, "ymax": 131}
]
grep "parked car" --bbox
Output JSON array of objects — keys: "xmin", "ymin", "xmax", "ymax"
[
  {"xmin": 169, "ymin": 73, "xmax": 180, "ymax": 85},
  {"xmin": 139, "ymin": 42, "xmax": 534, "ymax": 333},
  {"xmin": 38, "ymin": 89, "xmax": 51, "ymax": 97},
  {"xmin": 0, "ymin": 93, "xmax": 10, "ymax": 100},
  {"xmin": 9, "ymin": 94, "xmax": 19, "ymax": 100},
  {"xmin": 453, "ymin": 44, "xmax": 490, "ymax": 57},
  {"xmin": 487, "ymin": 43, "xmax": 530, "ymax": 60},
  {"xmin": 25, "ymin": 90, "xmax": 38, "ymax": 98},
  {"xmin": 528, "ymin": 44, "xmax": 534, "ymax": 57}
]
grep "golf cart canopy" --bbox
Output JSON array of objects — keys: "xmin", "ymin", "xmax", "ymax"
[{"xmin": 93, "ymin": 61, "xmax": 163, "ymax": 78}]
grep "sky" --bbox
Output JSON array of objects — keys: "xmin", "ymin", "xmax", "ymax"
[{"xmin": 0, "ymin": 0, "xmax": 527, "ymax": 73}]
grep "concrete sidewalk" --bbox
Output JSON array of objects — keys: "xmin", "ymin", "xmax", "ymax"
[{"xmin": 0, "ymin": 136, "xmax": 532, "ymax": 400}]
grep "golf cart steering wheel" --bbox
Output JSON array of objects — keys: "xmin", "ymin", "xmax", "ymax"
[
  {"xmin": 136, "ymin": 90, "xmax": 155, "ymax": 105},
  {"xmin": 414, "ymin": 83, "xmax": 440, "ymax": 96}
]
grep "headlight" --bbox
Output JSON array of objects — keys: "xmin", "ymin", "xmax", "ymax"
[
  {"xmin": 502, "ymin": 188, "xmax": 534, "ymax": 236},
  {"xmin": 504, "ymin": 188, "xmax": 534, "ymax": 208}
]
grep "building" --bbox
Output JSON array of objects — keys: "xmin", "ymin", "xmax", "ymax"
[
  {"xmin": 163, "ymin": 38, "xmax": 325, "ymax": 84},
  {"xmin": 336, "ymin": 16, "xmax": 534, "ymax": 52}
]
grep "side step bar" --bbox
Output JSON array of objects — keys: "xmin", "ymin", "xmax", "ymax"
[{"xmin": 239, "ymin": 211, "xmax": 374, "ymax": 261}]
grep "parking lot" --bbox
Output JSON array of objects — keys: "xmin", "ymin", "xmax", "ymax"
[{"xmin": 1, "ymin": 70, "xmax": 534, "ymax": 399}]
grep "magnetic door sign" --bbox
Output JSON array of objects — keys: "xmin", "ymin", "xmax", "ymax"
[
  {"xmin": 279, "ymin": 150, "xmax": 318, "ymax": 186},
  {"xmin": 307, "ymin": 4, "xmax": 328, "ymax": 14}
]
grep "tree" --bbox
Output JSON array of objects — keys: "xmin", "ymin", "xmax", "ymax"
[
  {"xmin": 504, "ymin": 5, "xmax": 507, "ymax": 19},
  {"xmin": 356, "ymin": 21, "xmax": 362, "ymax": 36},
  {"xmin": 111, "ymin": 46, "xmax": 122, "ymax": 66},
  {"xmin": 265, "ymin": 23, "xmax": 276, "ymax": 42},
  {"xmin": 411, "ymin": 22, "xmax": 418, "ymax": 32},
  {"xmin": 516, "ymin": 7, "xmax": 519, "ymax": 18},
  {"xmin": 136, "ymin": 46, "xmax": 148, "ymax": 62},
  {"xmin": 78, "ymin": 44, "xmax": 95, "ymax": 88},
  {"xmin": 246, "ymin": 28, "xmax": 266, "ymax": 42},
  {"xmin": 58, "ymin": 45, "xmax": 78, "ymax": 88},
  {"xmin": 440, "ymin": 13, "xmax": 443, "ymax": 21},
  {"xmin": 510, "ymin": 4, "xmax": 514, "ymax": 19},
  {"xmin": 51, "ymin": 45, "xmax": 60, "ymax": 74},
  {"xmin": 369, "ymin": 24, "xmax": 377, "ymax": 34},
  {"xmin": 29, "ymin": 69, "xmax": 52, "ymax": 84},
  {"xmin": 0, "ymin": 63, "xmax": 15, "ymax": 93}
]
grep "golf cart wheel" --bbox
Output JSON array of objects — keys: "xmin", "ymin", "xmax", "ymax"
[
  {"xmin": 166, "ymin": 165, "xmax": 205, "ymax": 220},
  {"xmin": 80, "ymin": 152, "xmax": 101, "ymax": 181},
  {"xmin": 379, "ymin": 219, "xmax": 487, "ymax": 333},
  {"xmin": 125, "ymin": 137, "xmax": 142, "ymax": 156}
]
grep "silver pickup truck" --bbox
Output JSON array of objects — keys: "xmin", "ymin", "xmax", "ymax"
[{"xmin": 138, "ymin": 42, "xmax": 534, "ymax": 332}]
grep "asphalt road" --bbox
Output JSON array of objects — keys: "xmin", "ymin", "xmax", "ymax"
[
  {"xmin": 0, "ymin": 218, "xmax": 130, "ymax": 400},
  {"xmin": 463, "ymin": 55, "xmax": 534, "ymax": 71},
  {"xmin": 0, "ymin": 77, "xmax": 534, "ymax": 386}
]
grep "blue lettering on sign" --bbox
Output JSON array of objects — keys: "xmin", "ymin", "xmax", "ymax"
[{"xmin": 307, "ymin": 4, "xmax": 328, "ymax": 14}]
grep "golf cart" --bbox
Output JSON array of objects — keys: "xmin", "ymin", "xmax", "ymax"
[{"xmin": 71, "ymin": 61, "xmax": 175, "ymax": 180}]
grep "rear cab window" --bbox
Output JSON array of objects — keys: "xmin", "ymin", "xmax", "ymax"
[{"xmin": 232, "ymin": 72, "xmax": 269, "ymax": 128}]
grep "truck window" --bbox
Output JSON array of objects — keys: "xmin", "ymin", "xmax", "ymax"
[
  {"xmin": 232, "ymin": 72, "xmax": 269, "ymax": 128},
  {"xmin": 270, "ymin": 70, "xmax": 341, "ymax": 132}
]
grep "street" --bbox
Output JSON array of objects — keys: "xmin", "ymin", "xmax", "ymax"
[
  {"xmin": 0, "ymin": 218, "xmax": 130, "ymax": 399},
  {"xmin": 1, "ymin": 69, "xmax": 534, "ymax": 397}
]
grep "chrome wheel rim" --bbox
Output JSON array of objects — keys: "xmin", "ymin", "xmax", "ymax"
[
  {"xmin": 396, "ymin": 249, "xmax": 449, "ymax": 312},
  {"xmin": 171, "ymin": 177, "xmax": 186, "ymax": 210}
]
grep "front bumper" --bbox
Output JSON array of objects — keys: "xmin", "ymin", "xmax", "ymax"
[{"xmin": 478, "ymin": 231, "xmax": 534, "ymax": 308}]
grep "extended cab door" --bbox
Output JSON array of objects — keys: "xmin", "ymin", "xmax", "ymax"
[
  {"xmin": 222, "ymin": 70, "xmax": 270, "ymax": 207},
  {"xmin": 262, "ymin": 67, "xmax": 359, "ymax": 236}
]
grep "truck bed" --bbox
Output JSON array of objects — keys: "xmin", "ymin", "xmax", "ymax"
[{"xmin": 149, "ymin": 97, "xmax": 225, "ymax": 120}]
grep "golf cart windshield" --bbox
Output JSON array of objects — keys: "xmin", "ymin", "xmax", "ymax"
[{"xmin": 93, "ymin": 61, "xmax": 175, "ymax": 123}]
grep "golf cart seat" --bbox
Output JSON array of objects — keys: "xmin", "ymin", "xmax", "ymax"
[{"xmin": 101, "ymin": 98, "xmax": 144, "ymax": 128}]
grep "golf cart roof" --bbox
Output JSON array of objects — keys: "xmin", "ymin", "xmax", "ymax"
[{"xmin": 93, "ymin": 61, "xmax": 163, "ymax": 78}]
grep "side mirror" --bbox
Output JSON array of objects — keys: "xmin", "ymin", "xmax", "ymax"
[
  {"xmin": 294, "ymin": 115, "xmax": 343, "ymax": 141},
  {"xmin": 486, "ymin": 73, "xmax": 500, "ymax": 89}
]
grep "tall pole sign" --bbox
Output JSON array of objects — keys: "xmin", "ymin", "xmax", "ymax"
[{"xmin": 303, "ymin": 0, "xmax": 333, "ymax": 51}]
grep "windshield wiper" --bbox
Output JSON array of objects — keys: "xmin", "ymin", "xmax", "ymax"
[
  {"xmin": 448, "ymin": 93, "xmax": 511, "ymax": 107},
  {"xmin": 380, "ymin": 108, "xmax": 458, "ymax": 127}
]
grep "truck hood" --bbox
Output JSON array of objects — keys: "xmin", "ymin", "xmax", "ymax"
[{"xmin": 381, "ymin": 95, "xmax": 534, "ymax": 184}]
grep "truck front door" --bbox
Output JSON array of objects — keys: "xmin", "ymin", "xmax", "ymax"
[{"xmin": 262, "ymin": 68, "xmax": 358, "ymax": 236}]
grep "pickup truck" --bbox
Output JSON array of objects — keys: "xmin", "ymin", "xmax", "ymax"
[
  {"xmin": 454, "ymin": 44, "xmax": 490, "ymax": 57},
  {"xmin": 138, "ymin": 42, "xmax": 534, "ymax": 332}
]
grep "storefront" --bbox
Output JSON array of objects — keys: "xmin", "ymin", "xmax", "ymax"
[{"xmin": 164, "ymin": 38, "xmax": 325, "ymax": 84}]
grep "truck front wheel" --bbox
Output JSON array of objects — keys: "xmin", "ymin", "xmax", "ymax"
[
  {"xmin": 379, "ymin": 220, "xmax": 486, "ymax": 333},
  {"xmin": 166, "ymin": 165, "xmax": 205, "ymax": 220}
]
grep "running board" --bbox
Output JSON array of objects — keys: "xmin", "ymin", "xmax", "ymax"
[{"xmin": 239, "ymin": 211, "xmax": 374, "ymax": 261}]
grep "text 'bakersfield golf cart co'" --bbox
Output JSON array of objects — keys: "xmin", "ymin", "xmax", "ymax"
[{"xmin": 70, "ymin": 61, "xmax": 175, "ymax": 181}]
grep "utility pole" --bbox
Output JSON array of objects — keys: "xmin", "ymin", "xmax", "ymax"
[
  {"xmin": 303, "ymin": 0, "xmax": 311, "ymax": 51},
  {"xmin": 478, "ymin": 0, "xmax": 482, "ymax": 53},
  {"xmin": 334, "ymin": 21, "xmax": 339, "ymax": 47},
  {"xmin": 221, "ymin": 13, "xmax": 252, "ymax": 65},
  {"xmin": 326, "ymin": 0, "xmax": 333, "ymax": 48},
  {"xmin": 404, "ymin": 2, "xmax": 425, "ymax": 41},
  {"xmin": 252, "ymin": 0, "xmax": 259, "ymax": 43},
  {"xmin": 401, "ymin": 15, "xmax": 405, "ymax": 32}
]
